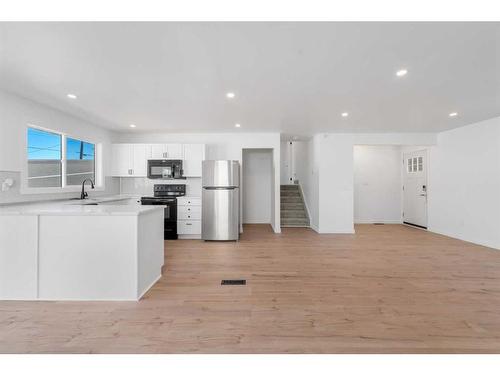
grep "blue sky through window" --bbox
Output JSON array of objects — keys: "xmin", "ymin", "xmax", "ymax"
[
  {"xmin": 27, "ymin": 127, "xmax": 61, "ymax": 160},
  {"xmin": 67, "ymin": 137, "xmax": 95, "ymax": 160}
]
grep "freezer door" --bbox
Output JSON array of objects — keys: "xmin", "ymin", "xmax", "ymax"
[
  {"xmin": 202, "ymin": 160, "xmax": 240, "ymax": 188},
  {"xmin": 202, "ymin": 187, "xmax": 239, "ymax": 240}
]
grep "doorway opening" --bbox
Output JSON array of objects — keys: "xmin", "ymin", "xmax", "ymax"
[{"xmin": 242, "ymin": 149, "xmax": 273, "ymax": 225}]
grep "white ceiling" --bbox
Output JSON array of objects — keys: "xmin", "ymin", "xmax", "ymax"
[{"xmin": 0, "ymin": 22, "xmax": 499, "ymax": 135}]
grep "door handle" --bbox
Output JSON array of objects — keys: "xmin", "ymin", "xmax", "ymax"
[{"xmin": 420, "ymin": 194, "xmax": 427, "ymax": 197}]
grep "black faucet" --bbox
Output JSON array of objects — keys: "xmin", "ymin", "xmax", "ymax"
[{"xmin": 80, "ymin": 178, "xmax": 95, "ymax": 199}]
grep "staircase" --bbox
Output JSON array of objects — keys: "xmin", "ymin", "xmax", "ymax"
[{"xmin": 280, "ymin": 184, "xmax": 310, "ymax": 227}]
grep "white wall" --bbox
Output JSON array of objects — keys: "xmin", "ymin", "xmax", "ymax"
[
  {"xmin": 114, "ymin": 132, "xmax": 281, "ymax": 232},
  {"xmin": 0, "ymin": 90, "xmax": 119, "ymax": 204},
  {"xmin": 242, "ymin": 149, "xmax": 273, "ymax": 224},
  {"xmin": 353, "ymin": 145, "xmax": 402, "ymax": 224},
  {"xmin": 428, "ymin": 117, "xmax": 500, "ymax": 249}
]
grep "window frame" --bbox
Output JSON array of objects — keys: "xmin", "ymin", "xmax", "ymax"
[{"xmin": 22, "ymin": 124, "xmax": 104, "ymax": 194}]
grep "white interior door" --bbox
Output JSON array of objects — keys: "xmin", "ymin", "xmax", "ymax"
[{"xmin": 403, "ymin": 150, "xmax": 428, "ymax": 228}]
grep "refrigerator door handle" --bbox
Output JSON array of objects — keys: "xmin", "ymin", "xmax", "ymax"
[{"xmin": 203, "ymin": 186, "xmax": 237, "ymax": 190}]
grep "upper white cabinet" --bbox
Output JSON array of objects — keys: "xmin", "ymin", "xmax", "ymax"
[
  {"xmin": 112, "ymin": 144, "xmax": 132, "ymax": 177},
  {"xmin": 183, "ymin": 144, "xmax": 205, "ymax": 177},
  {"xmin": 149, "ymin": 144, "xmax": 183, "ymax": 160},
  {"xmin": 111, "ymin": 143, "xmax": 205, "ymax": 178},
  {"xmin": 111, "ymin": 144, "xmax": 148, "ymax": 177}
]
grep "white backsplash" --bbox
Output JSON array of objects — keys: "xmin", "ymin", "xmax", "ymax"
[
  {"xmin": 0, "ymin": 171, "xmax": 120, "ymax": 205},
  {"xmin": 119, "ymin": 177, "xmax": 202, "ymax": 197}
]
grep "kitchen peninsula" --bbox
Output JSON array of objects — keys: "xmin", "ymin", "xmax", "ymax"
[{"xmin": 0, "ymin": 197, "xmax": 164, "ymax": 301}]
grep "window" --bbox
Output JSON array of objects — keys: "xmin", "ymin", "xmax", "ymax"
[
  {"xmin": 27, "ymin": 127, "xmax": 62, "ymax": 188},
  {"xmin": 66, "ymin": 137, "xmax": 95, "ymax": 186},
  {"xmin": 26, "ymin": 126, "xmax": 98, "ymax": 190}
]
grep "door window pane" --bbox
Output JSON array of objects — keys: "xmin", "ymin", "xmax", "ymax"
[
  {"xmin": 412, "ymin": 157, "xmax": 418, "ymax": 172},
  {"xmin": 407, "ymin": 158, "xmax": 413, "ymax": 173},
  {"xmin": 27, "ymin": 128, "xmax": 62, "ymax": 187},
  {"xmin": 418, "ymin": 156, "xmax": 423, "ymax": 171},
  {"xmin": 66, "ymin": 137, "xmax": 95, "ymax": 185}
]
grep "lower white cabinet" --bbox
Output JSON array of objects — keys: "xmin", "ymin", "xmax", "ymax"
[
  {"xmin": 177, "ymin": 197, "xmax": 201, "ymax": 238},
  {"xmin": 177, "ymin": 220, "xmax": 202, "ymax": 235}
]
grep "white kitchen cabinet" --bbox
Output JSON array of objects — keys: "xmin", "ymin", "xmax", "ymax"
[
  {"xmin": 132, "ymin": 144, "xmax": 148, "ymax": 176},
  {"xmin": 176, "ymin": 197, "xmax": 202, "ymax": 206},
  {"xmin": 177, "ymin": 196, "xmax": 202, "ymax": 238},
  {"xmin": 182, "ymin": 144, "xmax": 205, "ymax": 177},
  {"xmin": 177, "ymin": 220, "xmax": 201, "ymax": 235},
  {"xmin": 111, "ymin": 144, "xmax": 147, "ymax": 177},
  {"xmin": 112, "ymin": 143, "xmax": 205, "ymax": 178},
  {"xmin": 112, "ymin": 144, "xmax": 133, "ymax": 176},
  {"xmin": 149, "ymin": 144, "xmax": 183, "ymax": 160},
  {"xmin": 0, "ymin": 216, "xmax": 38, "ymax": 300}
]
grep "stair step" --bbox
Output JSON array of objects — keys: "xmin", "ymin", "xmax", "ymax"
[
  {"xmin": 281, "ymin": 217, "xmax": 310, "ymax": 226},
  {"xmin": 281, "ymin": 191, "xmax": 301, "ymax": 197},
  {"xmin": 281, "ymin": 203, "xmax": 305, "ymax": 210},
  {"xmin": 281, "ymin": 209, "xmax": 307, "ymax": 218},
  {"xmin": 281, "ymin": 196, "xmax": 302, "ymax": 203}
]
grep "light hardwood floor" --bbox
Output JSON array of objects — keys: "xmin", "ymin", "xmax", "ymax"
[{"xmin": 1, "ymin": 224, "xmax": 500, "ymax": 353}]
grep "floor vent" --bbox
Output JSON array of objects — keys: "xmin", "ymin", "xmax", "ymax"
[{"xmin": 221, "ymin": 279, "xmax": 246, "ymax": 285}]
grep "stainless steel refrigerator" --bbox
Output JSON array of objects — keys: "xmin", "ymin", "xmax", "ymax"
[{"xmin": 202, "ymin": 160, "xmax": 240, "ymax": 241}]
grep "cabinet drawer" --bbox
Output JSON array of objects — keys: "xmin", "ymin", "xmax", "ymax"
[
  {"xmin": 177, "ymin": 210, "xmax": 201, "ymax": 220},
  {"xmin": 177, "ymin": 220, "xmax": 201, "ymax": 234},
  {"xmin": 177, "ymin": 197, "xmax": 201, "ymax": 206},
  {"xmin": 178, "ymin": 205, "xmax": 201, "ymax": 215}
]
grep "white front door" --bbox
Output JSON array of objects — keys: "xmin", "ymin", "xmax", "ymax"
[{"xmin": 403, "ymin": 150, "xmax": 428, "ymax": 228}]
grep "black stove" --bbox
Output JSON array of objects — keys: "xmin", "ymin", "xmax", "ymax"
[{"xmin": 141, "ymin": 184, "xmax": 186, "ymax": 240}]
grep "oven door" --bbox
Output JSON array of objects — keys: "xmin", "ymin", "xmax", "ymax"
[{"xmin": 162, "ymin": 199, "xmax": 177, "ymax": 222}]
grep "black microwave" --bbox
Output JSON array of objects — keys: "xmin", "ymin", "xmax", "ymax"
[{"xmin": 147, "ymin": 159, "xmax": 185, "ymax": 179}]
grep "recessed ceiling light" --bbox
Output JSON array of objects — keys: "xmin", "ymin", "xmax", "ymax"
[
  {"xmin": 341, "ymin": 112, "xmax": 349, "ymax": 117},
  {"xmin": 234, "ymin": 123, "xmax": 241, "ymax": 128},
  {"xmin": 226, "ymin": 92, "xmax": 236, "ymax": 99},
  {"xmin": 67, "ymin": 94, "xmax": 77, "ymax": 99},
  {"xmin": 396, "ymin": 69, "xmax": 408, "ymax": 77},
  {"xmin": 449, "ymin": 112, "xmax": 458, "ymax": 117},
  {"xmin": 129, "ymin": 124, "xmax": 137, "ymax": 128}
]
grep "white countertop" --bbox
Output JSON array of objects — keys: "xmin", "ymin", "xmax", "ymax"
[{"xmin": 0, "ymin": 195, "xmax": 164, "ymax": 216}]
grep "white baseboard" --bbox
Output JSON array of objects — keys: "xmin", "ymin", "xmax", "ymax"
[{"xmin": 354, "ymin": 220, "xmax": 402, "ymax": 224}]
